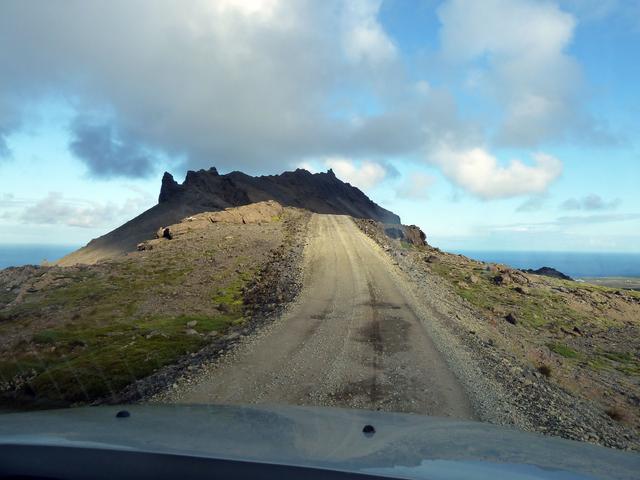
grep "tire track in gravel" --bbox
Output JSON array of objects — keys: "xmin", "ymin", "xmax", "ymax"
[{"xmin": 162, "ymin": 214, "xmax": 475, "ymax": 419}]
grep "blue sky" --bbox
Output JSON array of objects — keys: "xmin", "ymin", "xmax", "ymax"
[{"xmin": 0, "ymin": 0, "xmax": 638, "ymax": 252}]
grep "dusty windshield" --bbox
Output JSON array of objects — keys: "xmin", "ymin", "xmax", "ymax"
[{"xmin": 0, "ymin": 0, "xmax": 639, "ymax": 457}]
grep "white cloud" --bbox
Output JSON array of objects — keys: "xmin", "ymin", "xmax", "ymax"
[
  {"xmin": 396, "ymin": 173, "xmax": 435, "ymax": 200},
  {"xmin": 295, "ymin": 161, "xmax": 319, "ymax": 174},
  {"xmin": 558, "ymin": 0, "xmax": 620, "ymax": 23},
  {"xmin": 342, "ymin": 0, "xmax": 397, "ymax": 64},
  {"xmin": 485, "ymin": 213, "xmax": 640, "ymax": 232},
  {"xmin": 437, "ymin": 0, "xmax": 596, "ymax": 146},
  {"xmin": 324, "ymin": 157, "xmax": 387, "ymax": 190},
  {"xmin": 0, "ymin": 0, "xmax": 407, "ymax": 177},
  {"xmin": 19, "ymin": 192, "xmax": 152, "ymax": 228},
  {"xmin": 431, "ymin": 146, "xmax": 562, "ymax": 199},
  {"xmin": 560, "ymin": 194, "xmax": 621, "ymax": 211}
]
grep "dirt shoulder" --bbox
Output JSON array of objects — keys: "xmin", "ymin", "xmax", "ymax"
[
  {"xmin": 0, "ymin": 202, "xmax": 310, "ymax": 408},
  {"xmin": 354, "ymin": 218, "xmax": 640, "ymax": 451}
]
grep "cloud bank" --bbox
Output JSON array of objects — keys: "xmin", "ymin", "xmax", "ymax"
[
  {"xmin": 19, "ymin": 192, "xmax": 151, "ymax": 228},
  {"xmin": 438, "ymin": 0, "xmax": 603, "ymax": 146},
  {"xmin": 0, "ymin": 0, "xmax": 592, "ymax": 199}
]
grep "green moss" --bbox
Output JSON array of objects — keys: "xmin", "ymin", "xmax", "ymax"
[
  {"xmin": 596, "ymin": 350, "xmax": 640, "ymax": 376},
  {"xmin": 0, "ymin": 247, "xmax": 260, "ymax": 405},
  {"xmin": 211, "ymin": 268, "xmax": 254, "ymax": 319},
  {"xmin": 548, "ymin": 343, "xmax": 579, "ymax": 358},
  {"xmin": 32, "ymin": 330, "xmax": 63, "ymax": 345},
  {"xmin": 16, "ymin": 312, "xmax": 238, "ymax": 403},
  {"xmin": 603, "ymin": 351, "xmax": 633, "ymax": 363},
  {"xmin": 430, "ymin": 260, "xmax": 595, "ymax": 330}
]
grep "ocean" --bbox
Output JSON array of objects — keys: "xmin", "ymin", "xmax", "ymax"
[
  {"xmin": 452, "ymin": 250, "xmax": 640, "ymax": 279},
  {"xmin": 1, "ymin": 245, "xmax": 639, "ymax": 279},
  {"xmin": 0, "ymin": 244, "xmax": 80, "ymax": 269}
]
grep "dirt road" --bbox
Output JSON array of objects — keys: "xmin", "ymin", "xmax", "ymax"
[{"xmin": 168, "ymin": 214, "xmax": 474, "ymax": 419}]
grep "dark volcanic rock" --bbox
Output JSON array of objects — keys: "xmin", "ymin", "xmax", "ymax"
[
  {"xmin": 524, "ymin": 266, "xmax": 573, "ymax": 281},
  {"xmin": 58, "ymin": 167, "xmax": 401, "ymax": 265},
  {"xmin": 505, "ymin": 312, "xmax": 518, "ymax": 325},
  {"xmin": 159, "ymin": 167, "xmax": 399, "ymax": 224},
  {"xmin": 158, "ymin": 172, "xmax": 182, "ymax": 203}
]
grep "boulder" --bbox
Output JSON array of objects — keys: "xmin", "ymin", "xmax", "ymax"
[
  {"xmin": 383, "ymin": 224, "xmax": 427, "ymax": 246},
  {"xmin": 156, "ymin": 227, "xmax": 173, "ymax": 240},
  {"xmin": 402, "ymin": 225, "xmax": 427, "ymax": 246},
  {"xmin": 425, "ymin": 255, "xmax": 440, "ymax": 263},
  {"xmin": 492, "ymin": 274, "xmax": 510, "ymax": 286},
  {"xmin": 505, "ymin": 313, "xmax": 518, "ymax": 325}
]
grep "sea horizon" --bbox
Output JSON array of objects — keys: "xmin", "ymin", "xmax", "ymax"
[
  {"xmin": 451, "ymin": 249, "xmax": 640, "ymax": 279},
  {"xmin": 0, "ymin": 244, "xmax": 81, "ymax": 269},
  {"xmin": 2, "ymin": 243, "xmax": 640, "ymax": 279}
]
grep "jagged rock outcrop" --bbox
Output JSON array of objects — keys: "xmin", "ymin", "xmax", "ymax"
[
  {"xmin": 157, "ymin": 167, "xmax": 399, "ymax": 224},
  {"xmin": 383, "ymin": 225, "xmax": 427, "ymax": 246},
  {"xmin": 56, "ymin": 167, "xmax": 401, "ymax": 265},
  {"xmin": 158, "ymin": 172, "xmax": 182, "ymax": 203}
]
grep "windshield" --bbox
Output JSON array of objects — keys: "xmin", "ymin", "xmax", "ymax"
[{"xmin": 0, "ymin": 0, "xmax": 639, "ymax": 469}]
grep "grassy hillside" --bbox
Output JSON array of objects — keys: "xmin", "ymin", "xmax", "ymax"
[{"xmin": 0, "ymin": 202, "xmax": 306, "ymax": 407}]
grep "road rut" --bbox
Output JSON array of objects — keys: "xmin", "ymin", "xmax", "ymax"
[{"xmin": 171, "ymin": 214, "xmax": 474, "ymax": 419}]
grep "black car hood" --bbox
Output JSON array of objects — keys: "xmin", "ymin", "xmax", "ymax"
[{"xmin": 0, "ymin": 404, "xmax": 638, "ymax": 480}]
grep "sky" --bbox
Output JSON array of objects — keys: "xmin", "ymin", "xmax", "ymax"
[{"xmin": 0, "ymin": 0, "xmax": 638, "ymax": 252}]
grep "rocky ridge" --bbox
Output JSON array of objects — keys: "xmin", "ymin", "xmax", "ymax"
[{"xmin": 57, "ymin": 167, "xmax": 399, "ymax": 266}]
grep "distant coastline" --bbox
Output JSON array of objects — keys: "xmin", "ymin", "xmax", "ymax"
[
  {"xmin": 3, "ymin": 245, "xmax": 640, "ymax": 282},
  {"xmin": 0, "ymin": 244, "xmax": 80, "ymax": 269},
  {"xmin": 451, "ymin": 250, "xmax": 640, "ymax": 279}
]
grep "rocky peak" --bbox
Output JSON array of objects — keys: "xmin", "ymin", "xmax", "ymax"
[
  {"xmin": 156, "ymin": 165, "xmax": 401, "ymax": 224},
  {"xmin": 158, "ymin": 172, "xmax": 182, "ymax": 203}
]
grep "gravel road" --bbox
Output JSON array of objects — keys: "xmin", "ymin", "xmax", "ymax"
[{"xmin": 163, "ymin": 214, "xmax": 475, "ymax": 419}]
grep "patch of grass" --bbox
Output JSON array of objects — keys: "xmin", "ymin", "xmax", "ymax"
[
  {"xmin": 32, "ymin": 330, "xmax": 64, "ymax": 345},
  {"xmin": 17, "ymin": 312, "xmax": 238, "ymax": 403},
  {"xmin": 211, "ymin": 268, "xmax": 254, "ymax": 318},
  {"xmin": 602, "ymin": 351, "xmax": 633, "ymax": 363},
  {"xmin": 0, "ymin": 359, "xmax": 44, "ymax": 385},
  {"xmin": 595, "ymin": 350, "xmax": 640, "ymax": 376},
  {"xmin": 430, "ymin": 260, "xmax": 596, "ymax": 330},
  {"xmin": 548, "ymin": 342, "xmax": 579, "ymax": 359},
  {"xmin": 0, "ymin": 246, "xmax": 262, "ymax": 406}
]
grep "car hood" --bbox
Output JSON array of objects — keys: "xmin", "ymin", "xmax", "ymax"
[{"xmin": 0, "ymin": 404, "xmax": 638, "ymax": 480}]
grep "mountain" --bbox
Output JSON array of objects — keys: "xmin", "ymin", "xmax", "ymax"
[
  {"xmin": 523, "ymin": 266, "xmax": 574, "ymax": 281},
  {"xmin": 56, "ymin": 167, "xmax": 401, "ymax": 266}
]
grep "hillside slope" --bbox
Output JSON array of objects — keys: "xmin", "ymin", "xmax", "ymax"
[{"xmin": 57, "ymin": 167, "xmax": 399, "ymax": 266}]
